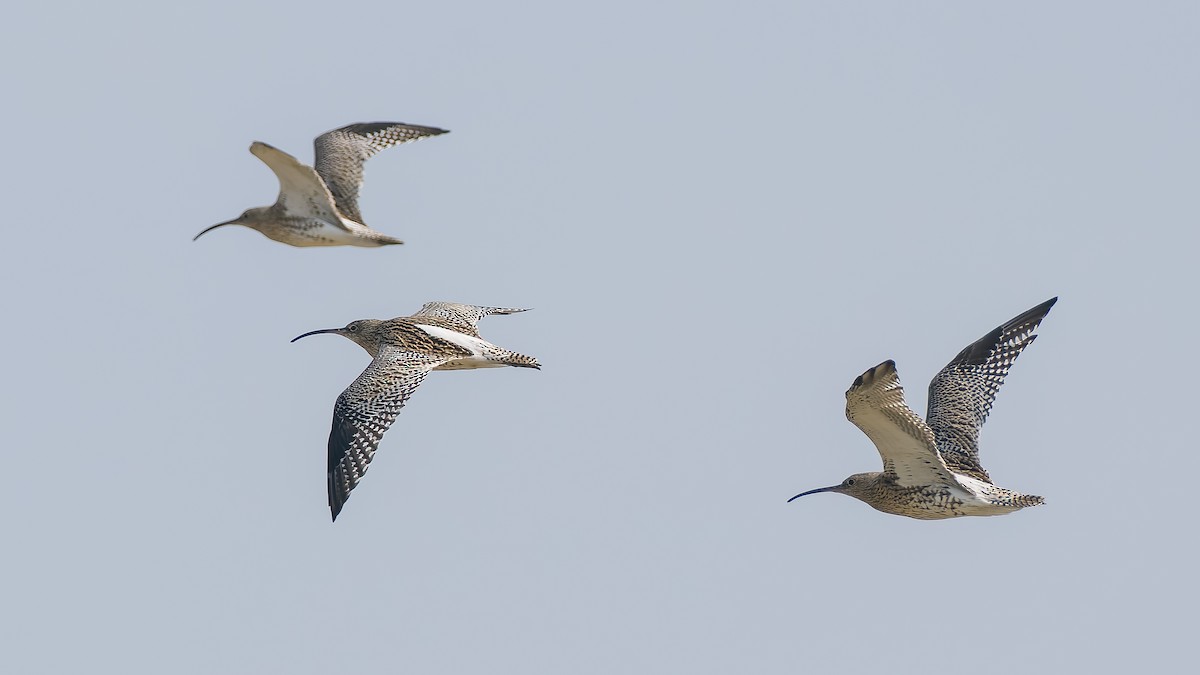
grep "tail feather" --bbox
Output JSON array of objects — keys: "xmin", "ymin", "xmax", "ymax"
[
  {"xmin": 431, "ymin": 347, "xmax": 541, "ymax": 371},
  {"xmin": 503, "ymin": 352, "xmax": 541, "ymax": 369}
]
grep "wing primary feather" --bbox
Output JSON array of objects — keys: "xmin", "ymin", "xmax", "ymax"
[
  {"xmin": 925, "ymin": 297, "xmax": 1057, "ymax": 482},
  {"xmin": 326, "ymin": 349, "xmax": 447, "ymax": 521},
  {"xmin": 313, "ymin": 122, "xmax": 449, "ymax": 224}
]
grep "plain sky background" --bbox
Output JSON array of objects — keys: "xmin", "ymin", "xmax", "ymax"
[{"xmin": 2, "ymin": 1, "xmax": 1198, "ymax": 672}]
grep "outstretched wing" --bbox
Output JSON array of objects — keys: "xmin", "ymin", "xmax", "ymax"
[
  {"xmin": 410, "ymin": 302, "xmax": 530, "ymax": 338},
  {"xmin": 313, "ymin": 122, "xmax": 449, "ymax": 224},
  {"xmin": 926, "ymin": 297, "xmax": 1057, "ymax": 482},
  {"xmin": 846, "ymin": 360, "xmax": 958, "ymax": 487},
  {"xmin": 249, "ymin": 142, "xmax": 344, "ymax": 224},
  {"xmin": 327, "ymin": 348, "xmax": 449, "ymax": 521}
]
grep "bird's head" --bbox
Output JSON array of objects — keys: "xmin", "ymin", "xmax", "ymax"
[
  {"xmin": 788, "ymin": 472, "xmax": 879, "ymax": 503},
  {"xmin": 291, "ymin": 319, "xmax": 387, "ymax": 356}
]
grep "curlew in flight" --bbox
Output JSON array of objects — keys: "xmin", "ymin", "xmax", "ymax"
[
  {"xmin": 196, "ymin": 122, "xmax": 447, "ymax": 246},
  {"xmin": 292, "ymin": 302, "xmax": 540, "ymax": 521},
  {"xmin": 789, "ymin": 297, "xmax": 1057, "ymax": 519}
]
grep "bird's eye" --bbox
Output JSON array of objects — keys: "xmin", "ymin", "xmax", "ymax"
[
  {"xmin": 845, "ymin": 478, "xmax": 855, "ymax": 486},
  {"xmin": 347, "ymin": 323, "xmax": 359, "ymax": 333}
]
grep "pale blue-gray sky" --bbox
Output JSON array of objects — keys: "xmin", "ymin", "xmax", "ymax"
[{"xmin": 2, "ymin": 1, "xmax": 1197, "ymax": 673}]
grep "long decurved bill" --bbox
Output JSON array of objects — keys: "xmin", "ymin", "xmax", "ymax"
[
  {"xmin": 291, "ymin": 328, "xmax": 342, "ymax": 343},
  {"xmin": 193, "ymin": 220, "xmax": 238, "ymax": 241},
  {"xmin": 787, "ymin": 486, "xmax": 839, "ymax": 503}
]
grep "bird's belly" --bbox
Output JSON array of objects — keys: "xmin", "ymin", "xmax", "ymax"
[
  {"xmin": 872, "ymin": 483, "xmax": 1012, "ymax": 519},
  {"xmin": 262, "ymin": 218, "xmax": 383, "ymax": 247},
  {"xmin": 434, "ymin": 357, "xmax": 509, "ymax": 371}
]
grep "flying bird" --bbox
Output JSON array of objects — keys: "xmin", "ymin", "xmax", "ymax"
[
  {"xmin": 789, "ymin": 297, "xmax": 1057, "ymax": 519},
  {"xmin": 292, "ymin": 302, "xmax": 540, "ymax": 521},
  {"xmin": 195, "ymin": 122, "xmax": 447, "ymax": 246}
]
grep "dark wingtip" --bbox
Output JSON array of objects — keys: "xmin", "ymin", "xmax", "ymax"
[
  {"xmin": 852, "ymin": 359, "xmax": 894, "ymax": 387},
  {"xmin": 948, "ymin": 297, "xmax": 1059, "ymax": 367},
  {"xmin": 330, "ymin": 495, "xmax": 341, "ymax": 522},
  {"xmin": 408, "ymin": 125, "xmax": 449, "ymax": 136},
  {"xmin": 339, "ymin": 122, "xmax": 450, "ymax": 137},
  {"xmin": 1013, "ymin": 296, "xmax": 1059, "ymax": 324},
  {"xmin": 329, "ymin": 474, "xmax": 345, "ymax": 522},
  {"xmin": 1026, "ymin": 296, "xmax": 1058, "ymax": 320}
]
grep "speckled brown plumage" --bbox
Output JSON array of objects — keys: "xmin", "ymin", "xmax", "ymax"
[
  {"xmin": 292, "ymin": 302, "xmax": 539, "ymax": 521},
  {"xmin": 195, "ymin": 122, "xmax": 447, "ymax": 247},
  {"xmin": 410, "ymin": 302, "xmax": 531, "ymax": 339},
  {"xmin": 789, "ymin": 298, "xmax": 1056, "ymax": 520},
  {"xmin": 327, "ymin": 350, "xmax": 446, "ymax": 521},
  {"xmin": 314, "ymin": 123, "xmax": 448, "ymax": 225},
  {"xmin": 926, "ymin": 297, "xmax": 1057, "ymax": 482}
]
